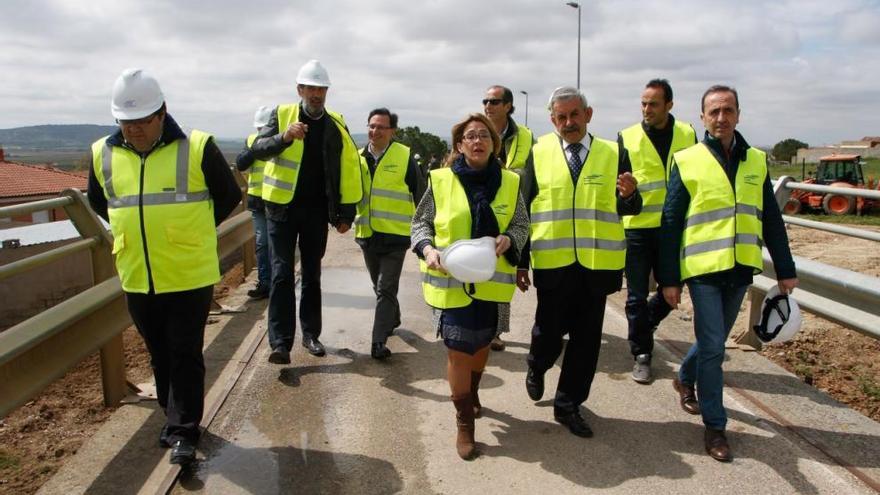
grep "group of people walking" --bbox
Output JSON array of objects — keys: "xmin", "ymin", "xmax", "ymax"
[{"xmin": 86, "ymin": 60, "xmax": 797, "ymax": 467}]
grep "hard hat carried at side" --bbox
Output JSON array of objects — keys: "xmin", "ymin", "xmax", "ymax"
[
  {"xmin": 753, "ymin": 285, "xmax": 802, "ymax": 344},
  {"xmin": 296, "ymin": 59, "xmax": 331, "ymax": 87},
  {"xmin": 440, "ymin": 236, "xmax": 497, "ymax": 283},
  {"xmin": 253, "ymin": 105, "xmax": 272, "ymax": 128},
  {"xmin": 111, "ymin": 68, "xmax": 164, "ymax": 120}
]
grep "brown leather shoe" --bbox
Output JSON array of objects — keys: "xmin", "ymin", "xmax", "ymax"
[
  {"xmin": 490, "ymin": 335, "xmax": 505, "ymax": 351},
  {"xmin": 704, "ymin": 428, "xmax": 733, "ymax": 462},
  {"xmin": 673, "ymin": 378, "xmax": 700, "ymax": 415}
]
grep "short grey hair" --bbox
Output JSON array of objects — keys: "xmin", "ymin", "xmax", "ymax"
[{"xmin": 547, "ymin": 86, "xmax": 589, "ymax": 111}]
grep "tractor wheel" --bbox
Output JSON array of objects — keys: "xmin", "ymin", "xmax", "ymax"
[
  {"xmin": 822, "ymin": 194, "xmax": 855, "ymax": 215},
  {"xmin": 783, "ymin": 198, "xmax": 802, "ymax": 215}
]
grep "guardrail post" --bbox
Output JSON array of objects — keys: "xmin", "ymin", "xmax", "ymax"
[
  {"xmin": 62, "ymin": 189, "xmax": 128, "ymax": 407},
  {"xmin": 734, "ymin": 287, "xmax": 765, "ymax": 350}
]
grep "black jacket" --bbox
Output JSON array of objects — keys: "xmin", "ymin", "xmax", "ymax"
[
  {"xmin": 657, "ymin": 131, "xmax": 796, "ymax": 287},
  {"xmin": 249, "ymin": 103, "xmax": 357, "ymax": 227},
  {"xmin": 518, "ymin": 133, "xmax": 642, "ymax": 295}
]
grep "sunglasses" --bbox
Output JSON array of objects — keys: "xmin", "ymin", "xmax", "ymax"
[{"xmin": 482, "ymin": 98, "xmax": 505, "ymax": 106}]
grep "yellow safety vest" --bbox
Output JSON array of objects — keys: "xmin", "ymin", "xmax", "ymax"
[
  {"xmin": 245, "ymin": 133, "xmax": 269, "ymax": 197},
  {"xmin": 261, "ymin": 104, "xmax": 362, "ymax": 205},
  {"xmin": 529, "ymin": 134, "xmax": 626, "ymax": 270},
  {"xmin": 620, "ymin": 120, "xmax": 696, "ymax": 229},
  {"xmin": 674, "ymin": 143, "xmax": 767, "ymax": 280},
  {"xmin": 505, "ymin": 124, "xmax": 533, "ymax": 170},
  {"xmin": 355, "ymin": 142, "xmax": 415, "ymax": 238},
  {"xmin": 91, "ymin": 130, "xmax": 219, "ymax": 294},
  {"xmin": 420, "ymin": 168, "xmax": 520, "ymax": 309}
]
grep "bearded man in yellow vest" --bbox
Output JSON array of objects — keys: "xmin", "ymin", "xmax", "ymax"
[
  {"xmin": 517, "ymin": 86, "xmax": 641, "ymax": 438},
  {"xmin": 658, "ymin": 85, "xmax": 798, "ymax": 462},
  {"xmin": 235, "ymin": 105, "xmax": 274, "ymax": 300},
  {"xmin": 618, "ymin": 79, "xmax": 697, "ymax": 384},
  {"xmin": 354, "ymin": 108, "xmax": 424, "ymax": 359},
  {"xmin": 248, "ymin": 60, "xmax": 363, "ymax": 364},
  {"xmin": 482, "ymin": 84, "xmax": 535, "ymax": 352},
  {"xmin": 87, "ymin": 69, "xmax": 241, "ymax": 465}
]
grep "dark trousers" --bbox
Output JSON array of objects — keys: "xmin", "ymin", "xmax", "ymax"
[
  {"xmin": 361, "ymin": 247, "xmax": 405, "ymax": 344},
  {"xmin": 527, "ymin": 266, "xmax": 607, "ymax": 414},
  {"xmin": 624, "ymin": 228, "xmax": 672, "ymax": 358},
  {"xmin": 126, "ymin": 286, "xmax": 213, "ymax": 443},
  {"xmin": 267, "ymin": 206, "xmax": 328, "ymax": 351}
]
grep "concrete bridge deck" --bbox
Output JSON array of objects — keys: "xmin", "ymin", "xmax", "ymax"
[{"xmin": 38, "ymin": 233, "xmax": 880, "ymax": 494}]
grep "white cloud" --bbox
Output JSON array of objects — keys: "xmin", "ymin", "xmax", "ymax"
[{"xmin": 0, "ymin": 0, "xmax": 877, "ymax": 148}]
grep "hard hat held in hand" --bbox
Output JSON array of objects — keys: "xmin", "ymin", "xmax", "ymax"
[
  {"xmin": 754, "ymin": 285, "xmax": 802, "ymax": 344},
  {"xmin": 440, "ymin": 236, "xmax": 496, "ymax": 283},
  {"xmin": 111, "ymin": 68, "xmax": 164, "ymax": 120},
  {"xmin": 253, "ymin": 105, "xmax": 272, "ymax": 128},
  {"xmin": 296, "ymin": 59, "xmax": 331, "ymax": 87}
]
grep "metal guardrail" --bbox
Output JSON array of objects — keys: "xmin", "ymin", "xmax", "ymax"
[
  {"xmin": 737, "ymin": 176, "xmax": 880, "ymax": 348},
  {"xmin": 0, "ymin": 178, "xmax": 252, "ymax": 419}
]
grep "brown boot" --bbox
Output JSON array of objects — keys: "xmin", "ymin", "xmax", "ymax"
[
  {"xmin": 451, "ymin": 394, "xmax": 477, "ymax": 460},
  {"xmin": 471, "ymin": 371, "xmax": 483, "ymax": 418}
]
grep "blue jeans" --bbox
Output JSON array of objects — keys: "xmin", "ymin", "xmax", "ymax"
[
  {"xmin": 251, "ymin": 207, "xmax": 271, "ymax": 286},
  {"xmin": 624, "ymin": 228, "xmax": 672, "ymax": 358},
  {"xmin": 679, "ymin": 280, "xmax": 748, "ymax": 431}
]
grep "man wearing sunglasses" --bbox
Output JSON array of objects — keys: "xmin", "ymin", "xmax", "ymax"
[
  {"xmin": 482, "ymin": 85, "xmax": 535, "ymax": 351},
  {"xmin": 87, "ymin": 68, "xmax": 241, "ymax": 465}
]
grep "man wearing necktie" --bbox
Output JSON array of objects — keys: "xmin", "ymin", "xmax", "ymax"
[{"xmin": 517, "ymin": 86, "xmax": 641, "ymax": 437}]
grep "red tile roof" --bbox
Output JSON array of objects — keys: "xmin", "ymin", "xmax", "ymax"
[{"xmin": 0, "ymin": 161, "xmax": 88, "ymax": 199}]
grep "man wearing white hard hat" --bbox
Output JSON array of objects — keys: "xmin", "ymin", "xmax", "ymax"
[
  {"xmin": 249, "ymin": 59, "xmax": 362, "ymax": 364},
  {"xmin": 235, "ymin": 106, "xmax": 274, "ymax": 300},
  {"xmin": 86, "ymin": 68, "xmax": 241, "ymax": 465},
  {"xmin": 658, "ymin": 85, "xmax": 798, "ymax": 462}
]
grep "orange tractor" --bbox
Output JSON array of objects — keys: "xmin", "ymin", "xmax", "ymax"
[{"xmin": 783, "ymin": 154, "xmax": 876, "ymax": 215}]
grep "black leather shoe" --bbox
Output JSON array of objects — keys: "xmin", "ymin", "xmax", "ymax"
[
  {"xmin": 704, "ymin": 428, "xmax": 733, "ymax": 462},
  {"xmin": 525, "ymin": 367, "xmax": 544, "ymax": 401},
  {"xmin": 159, "ymin": 425, "xmax": 171, "ymax": 448},
  {"xmin": 170, "ymin": 439, "xmax": 196, "ymax": 465},
  {"xmin": 554, "ymin": 411, "xmax": 594, "ymax": 438},
  {"xmin": 302, "ymin": 337, "xmax": 326, "ymax": 357},
  {"xmin": 371, "ymin": 342, "xmax": 391, "ymax": 360},
  {"xmin": 268, "ymin": 347, "xmax": 291, "ymax": 364},
  {"xmin": 247, "ymin": 283, "xmax": 269, "ymax": 300}
]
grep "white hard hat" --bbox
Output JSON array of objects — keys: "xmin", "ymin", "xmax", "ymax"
[
  {"xmin": 111, "ymin": 68, "xmax": 164, "ymax": 120},
  {"xmin": 754, "ymin": 285, "xmax": 802, "ymax": 344},
  {"xmin": 296, "ymin": 59, "xmax": 331, "ymax": 87},
  {"xmin": 253, "ymin": 105, "xmax": 272, "ymax": 128},
  {"xmin": 414, "ymin": 153, "xmax": 422, "ymax": 160},
  {"xmin": 440, "ymin": 236, "xmax": 496, "ymax": 283}
]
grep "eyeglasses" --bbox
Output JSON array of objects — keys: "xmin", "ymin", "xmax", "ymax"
[
  {"xmin": 367, "ymin": 124, "xmax": 392, "ymax": 131},
  {"xmin": 482, "ymin": 98, "xmax": 504, "ymax": 106},
  {"xmin": 462, "ymin": 131, "xmax": 492, "ymax": 143},
  {"xmin": 118, "ymin": 113, "xmax": 159, "ymax": 127}
]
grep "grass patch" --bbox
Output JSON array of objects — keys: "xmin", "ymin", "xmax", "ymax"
[
  {"xmin": 771, "ymin": 157, "xmax": 880, "ymax": 183},
  {"xmin": 859, "ymin": 376, "xmax": 880, "ymax": 400},
  {"xmin": 0, "ymin": 449, "xmax": 20, "ymax": 470},
  {"xmin": 788, "ymin": 210, "xmax": 880, "ymax": 227}
]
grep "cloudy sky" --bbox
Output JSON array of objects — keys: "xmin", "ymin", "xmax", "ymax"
[{"xmin": 1, "ymin": 0, "xmax": 878, "ymax": 147}]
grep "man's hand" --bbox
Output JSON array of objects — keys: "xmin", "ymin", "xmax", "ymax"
[
  {"xmin": 335, "ymin": 223, "xmax": 351, "ymax": 234},
  {"xmin": 495, "ymin": 234, "xmax": 511, "ymax": 256},
  {"xmin": 423, "ymin": 246, "xmax": 446, "ymax": 273},
  {"xmin": 778, "ymin": 277, "xmax": 799, "ymax": 295},
  {"xmin": 516, "ymin": 269, "xmax": 531, "ymax": 292},
  {"xmin": 662, "ymin": 286, "xmax": 682, "ymax": 309},
  {"xmin": 282, "ymin": 122, "xmax": 308, "ymax": 143},
  {"xmin": 617, "ymin": 171, "xmax": 637, "ymax": 198}
]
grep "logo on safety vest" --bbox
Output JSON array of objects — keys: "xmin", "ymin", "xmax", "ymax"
[
  {"xmin": 744, "ymin": 173, "xmax": 760, "ymax": 186},
  {"xmin": 582, "ymin": 174, "xmax": 604, "ymax": 186},
  {"xmin": 493, "ymin": 203, "xmax": 509, "ymax": 214}
]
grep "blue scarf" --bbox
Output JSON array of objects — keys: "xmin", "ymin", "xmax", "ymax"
[{"xmin": 451, "ymin": 154, "xmax": 502, "ymax": 238}]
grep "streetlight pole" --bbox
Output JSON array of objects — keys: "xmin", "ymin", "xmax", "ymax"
[
  {"xmin": 520, "ymin": 90, "xmax": 529, "ymax": 126},
  {"xmin": 565, "ymin": 1, "xmax": 581, "ymax": 89}
]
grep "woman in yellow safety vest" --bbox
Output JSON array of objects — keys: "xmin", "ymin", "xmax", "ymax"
[{"xmin": 411, "ymin": 113, "xmax": 529, "ymax": 460}]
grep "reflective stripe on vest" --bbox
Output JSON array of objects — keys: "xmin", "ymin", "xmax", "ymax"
[
  {"xmin": 530, "ymin": 134, "xmax": 625, "ymax": 270},
  {"xmin": 355, "ymin": 142, "xmax": 414, "ymax": 238},
  {"xmin": 419, "ymin": 168, "xmax": 520, "ymax": 309},
  {"xmin": 91, "ymin": 130, "xmax": 219, "ymax": 294},
  {"xmin": 261, "ymin": 104, "xmax": 362, "ymax": 205},
  {"xmin": 245, "ymin": 133, "xmax": 268, "ymax": 197},
  {"xmin": 505, "ymin": 124, "xmax": 533, "ymax": 170},
  {"xmin": 674, "ymin": 143, "xmax": 767, "ymax": 280},
  {"xmin": 620, "ymin": 120, "xmax": 696, "ymax": 229}
]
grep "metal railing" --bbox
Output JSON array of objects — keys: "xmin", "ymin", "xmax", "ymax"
[
  {"xmin": 0, "ymin": 182, "xmax": 252, "ymax": 419},
  {"xmin": 737, "ymin": 176, "xmax": 880, "ymax": 348}
]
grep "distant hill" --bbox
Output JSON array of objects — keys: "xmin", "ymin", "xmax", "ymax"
[{"xmin": 0, "ymin": 125, "xmax": 118, "ymax": 151}]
